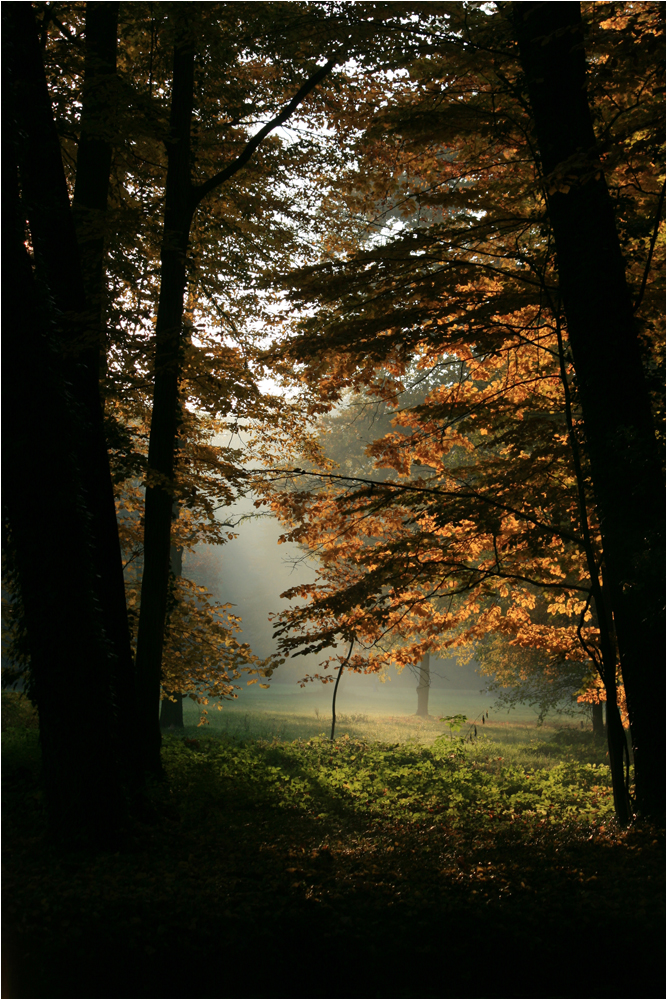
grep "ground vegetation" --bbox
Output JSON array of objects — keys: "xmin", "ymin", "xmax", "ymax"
[{"xmin": 3, "ymin": 695, "xmax": 663, "ymax": 998}]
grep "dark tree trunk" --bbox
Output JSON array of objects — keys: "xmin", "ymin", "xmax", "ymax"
[
  {"xmin": 70, "ymin": 2, "xmax": 139, "ymax": 776},
  {"xmin": 160, "ymin": 693, "xmax": 184, "ymax": 730},
  {"xmin": 556, "ymin": 307, "xmax": 629, "ymax": 823},
  {"xmin": 416, "ymin": 653, "xmax": 430, "ymax": 717},
  {"xmin": 73, "ymin": 2, "xmax": 119, "ymax": 382},
  {"xmin": 514, "ymin": 2, "xmax": 665, "ymax": 820},
  {"xmin": 592, "ymin": 701, "xmax": 604, "ymax": 736},
  {"xmin": 160, "ymin": 540, "xmax": 184, "ymax": 730},
  {"xmin": 603, "ymin": 689, "xmax": 630, "ymax": 824},
  {"xmin": 3, "ymin": 242, "xmax": 124, "ymax": 845},
  {"xmin": 3, "ymin": 6, "xmax": 124, "ymax": 841},
  {"xmin": 7, "ymin": 3, "xmax": 138, "ymax": 783},
  {"xmin": 135, "ymin": 31, "xmax": 195, "ymax": 773},
  {"xmin": 133, "ymin": 28, "xmax": 336, "ymax": 773}
]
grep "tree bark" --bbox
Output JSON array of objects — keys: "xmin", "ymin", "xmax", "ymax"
[
  {"xmin": 71, "ymin": 1, "xmax": 139, "ymax": 776},
  {"xmin": 7, "ymin": 3, "xmax": 139, "ymax": 783},
  {"xmin": 513, "ymin": 2, "xmax": 665, "ymax": 820},
  {"xmin": 73, "ymin": 2, "xmax": 119, "ymax": 384},
  {"xmin": 3, "ymin": 4, "xmax": 124, "ymax": 841},
  {"xmin": 556, "ymin": 309, "xmax": 629, "ymax": 823},
  {"xmin": 416, "ymin": 653, "xmax": 430, "ymax": 717},
  {"xmin": 592, "ymin": 701, "xmax": 604, "ymax": 736},
  {"xmin": 3, "ymin": 226, "xmax": 123, "ymax": 845}
]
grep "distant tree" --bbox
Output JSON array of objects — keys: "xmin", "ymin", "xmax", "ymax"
[
  {"xmin": 415, "ymin": 653, "xmax": 430, "ymax": 718},
  {"xmin": 471, "ymin": 634, "xmax": 591, "ymax": 726}
]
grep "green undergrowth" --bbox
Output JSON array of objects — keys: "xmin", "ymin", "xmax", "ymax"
[
  {"xmin": 2, "ymin": 707, "xmax": 663, "ymax": 999},
  {"xmin": 164, "ymin": 732, "xmax": 615, "ymax": 827}
]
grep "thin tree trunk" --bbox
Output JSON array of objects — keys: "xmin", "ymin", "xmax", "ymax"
[
  {"xmin": 134, "ymin": 26, "xmax": 337, "ymax": 773},
  {"xmin": 135, "ymin": 28, "xmax": 195, "ymax": 773},
  {"xmin": 160, "ymin": 537, "xmax": 185, "ymax": 730},
  {"xmin": 331, "ymin": 639, "xmax": 354, "ymax": 740},
  {"xmin": 514, "ymin": 2, "xmax": 665, "ymax": 820},
  {"xmin": 592, "ymin": 701, "xmax": 604, "ymax": 736},
  {"xmin": 416, "ymin": 653, "xmax": 430, "ymax": 717}
]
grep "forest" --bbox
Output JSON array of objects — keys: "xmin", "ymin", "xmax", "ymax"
[{"xmin": 2, "ymin": 2, "xmax": 664, "ymax": 998}]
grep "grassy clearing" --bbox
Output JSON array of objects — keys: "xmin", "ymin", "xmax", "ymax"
[
  {"xmin": 2, "ymin": 692, "xmax": 663, "ymax": 999},
  {"xmin": 181, "ymin": 698, "xmax": 606, "ymax": 758},
  {"xmin": 162, "ymin": 731, "xmax": 615, "ymax": 827}
]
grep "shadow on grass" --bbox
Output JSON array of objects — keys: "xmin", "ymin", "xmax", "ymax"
[{"xmin": 3, "ymin": 716, "xmax": 663, "ymax": 1000}]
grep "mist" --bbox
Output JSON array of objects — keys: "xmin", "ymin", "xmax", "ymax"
[{"xmin": 182, "ymin": 500, "xmax": 541, "ymax": 723}]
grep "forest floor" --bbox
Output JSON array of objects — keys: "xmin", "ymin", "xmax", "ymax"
[{"xmin": 2, "ymin": 692, "xmax": 664, "ymax": 1000}]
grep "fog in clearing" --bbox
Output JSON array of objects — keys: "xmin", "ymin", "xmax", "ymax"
[{"xmin": 183, "ymin": 502, "xmax": 565, "ymax": 725}]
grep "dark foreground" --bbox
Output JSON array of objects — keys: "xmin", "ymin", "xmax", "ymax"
[{"xmin": 3, "ymin": 716, "xmax": 664, "ymax": 999}]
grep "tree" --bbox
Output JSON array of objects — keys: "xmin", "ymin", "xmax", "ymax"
[
  {"xmin": 256, "ymin": 1, "xmax": 663, "ymax": 820},
  {"xmin": 8, "ymin": 2, "xmax": 661, "ymax": 824},
  {"xmin": 27, "ymin": 1, "xmax": 362, "ymax": 774},
  {"xmin": 512, "ymin": 1, "xmax": 664, "ymax": 818},
  {"xmin": 463, "ymin": 616, "xmax": 598, "ymax": 727},
  {"xmin": 104, "ymin": 3, "xmax": 455, "ymax": 771},
  {"xmin": 415, "ymin": 652, "xmax": 431, "ymax": 718},
  {"xmin": 132, "ymin": 8, "xmax": 345, "ymax": 771},
  {"xmin": 68, "ymin": 1, "xmax": 138, "ymax": 765},
  {"xmin": 19, "ymin": 2, "xmax": 498, "ymax": 785},
  {"xmin": 3, "ymin": 2, "xmax": 132, "ymax": 840}
]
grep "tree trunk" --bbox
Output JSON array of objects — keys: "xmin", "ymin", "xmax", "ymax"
[
  {"xmin": 3, "ymin": 186, "xmax": 123, "ymax": 844},
  {"xmin": 591, "ymin": 701, "xmax": 604, "ymax": 736},
  {"xmin": 73, "ymin": 1, "xmax": 119, "ymax": 384},
  {"xmin": 160, "ymin": 539, "xmax": 185, "ymax": 730},
  {"xmin": 3, "ymin": 6, "xmax": 124, "ymax": 841},
  {"xmin": 416, "ymin": 653, "xmax": 430, "ymax": 717},
  {"xmin": 135, "ymin": 30, "xmax": 195, "ymax": 773},
  {"xmin": 555, "ymin": 301, "xmax": 629, "ymax": 823},
  {"xmin": 160, "ymin": 692, "xmax": 184, "ymax": 730},
  {"xmin": 133, "ymin": 26, "xmax": 336, "ymax": 774},
  {"xmin": 70, "ymin": 2, "xmax": 139, "ymax": 776},
  {"xmin": 514, "ymin": 2, "xmax": 665, "ymax": 820},
  {"xmin": 7, "ymin": 3, "xmax": 138, "ymax": 786}
]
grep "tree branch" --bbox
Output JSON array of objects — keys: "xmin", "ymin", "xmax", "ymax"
[
  {"xmin": 246, "ymin": 468, "xmax": 585, "ymax": 547},
  {"xmin": 191, "ymin": 57, "xmax": 338, "ymax": 208},
  {"xmin": 633, "ymin": 180, "xmax": 666, "ymax": 314}
]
